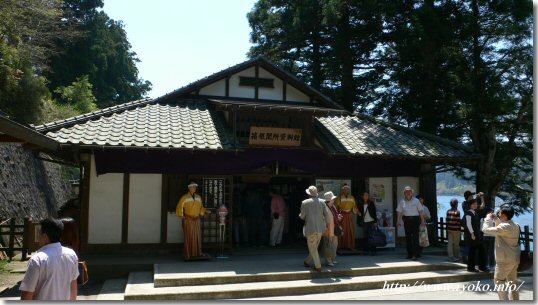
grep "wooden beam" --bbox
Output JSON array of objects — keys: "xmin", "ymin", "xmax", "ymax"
[
  {"xmin": 255, "ymin": 64, "xmax": 259, "ymax": 100},
  {"xmin": 122, "ymin": 173, "xmax": 130, "ymax": 244},
  {"xmin": 0, "ymin": 134, "xmax": 24, "ymax": 143},
  {"xmin": 282, "ymin": 80, "xmax": 287, "ymax": 102},
  {"xmin": 225, "ymin": 77, "xmax": 230, "ymax": 97}
]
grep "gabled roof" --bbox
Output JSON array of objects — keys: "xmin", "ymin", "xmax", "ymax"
[
  {"xmin": 42, "ymin": 100, "xmax": 237, "ymax": 150},
  {"xmin": 315, "ymin": 115, "xmax": 479, "ymax": 161},
  {"xmin": 157, "ymin": 56, "xmax": 345, "ymax": 110}
]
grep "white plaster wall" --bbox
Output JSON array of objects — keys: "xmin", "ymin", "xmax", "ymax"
[
  {"xmin": 88, "ymin": 155, "xmax": 123, "ymax": 244},
  {"xmin": 258, "ymin": 67, "xmax": 283, "ymax": 101},
  {"xmin": 286, "ymin": 84, "xmax": 309, "ymax": 103},
  {"xmin": 127, "ymin": 174, "xmax": 162, "ymax": 243},
  {"xmin": 199, "ymin": 79, "xmax": 226, "ymax": 96},
  {"xmin": 167, "ymin": 213, "xmax": 184, "ymax": 243},
  {"xmin": 229, "ymin": 67, "xmax": 255, "ymax": 98},
  {"xmin": 396, "ymin": 176, "xmax": 420, "ymax": 237}
]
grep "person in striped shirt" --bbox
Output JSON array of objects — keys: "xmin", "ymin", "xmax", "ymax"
[{"xmin": 446, "ymin": 198, "xmax": 462, "ymax": 262}]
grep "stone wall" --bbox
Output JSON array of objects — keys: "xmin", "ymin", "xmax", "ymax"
[{"xmin": 0, "ymin": 144, "xmax": 75, "ymax": 221}]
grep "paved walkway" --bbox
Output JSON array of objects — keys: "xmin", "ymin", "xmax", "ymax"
[
  {"xmin": 242, "ymin": 275, "xmax": 534, "ymax": 301},
  {"xmin": 0, "ymin": 246, "xmax": 533, "ymax": 301}
]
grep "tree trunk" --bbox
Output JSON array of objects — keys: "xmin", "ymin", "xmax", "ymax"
[{"xmin": 338, "ymin": 8, "xmax": 355, "ymax": 112}]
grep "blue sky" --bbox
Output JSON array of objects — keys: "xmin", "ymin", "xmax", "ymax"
[{"xmin": 103, "ymin": 0, "xmax": 258, "ymax": 98}]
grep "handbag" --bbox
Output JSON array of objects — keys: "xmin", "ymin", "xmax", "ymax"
[
  {"xmin": 419, "ymin": 226, "xmax": 429, "ymax": 247},
  {"xmin": 78, "ymin": 261, "xmax": 89, "ymax": 285},
  {"xmin": 334, "ymin": 224, "xmax": 343, "ymax": 236},
  {"xmin": 368, "ymin": 227, "xmax": 387, "ymax": 248},
  {"xmin": 517, "ymin": 225, "xmax": 533, "ymax": 272}
]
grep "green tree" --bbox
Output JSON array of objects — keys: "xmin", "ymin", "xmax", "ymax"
[
  {"xmin": 248, "ymin": 0, "xmax": 384, "ymax": 112},
  {"xmin": 46, "ymin": 1, "xmax": 152, "ymax": 108},
  {"xmin": 0, "ymin": 0, "xmax": 77, "ymax": 124},
  {"xmin": 373, "ymin": 0, "xmax": 533, "ymax": 210},
  {"xmin": 54, "ymin": 75, "xmax": 98, "ymax": 113}
]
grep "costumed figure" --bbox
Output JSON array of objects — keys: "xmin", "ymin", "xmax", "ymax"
[
  {"xmin": 176, "ymin": 182, "xmax": 211, "ymax": 260},
  {"xmin": 336, "ymin": 183, "xmax": 360, "ymax": 250}
]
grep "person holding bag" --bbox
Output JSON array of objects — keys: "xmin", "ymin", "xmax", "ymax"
[{"xmin": 323, "ymin": 191, "xmax": 343, "ymax": 266}]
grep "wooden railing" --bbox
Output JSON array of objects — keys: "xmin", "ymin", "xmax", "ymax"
[
  {"xmin": 0, "ymin": 217, "xmax": 30, "ymax": 260},
  {"xmin": 436, "ymin": 217, "xmax": 534, "ymax": 252}
]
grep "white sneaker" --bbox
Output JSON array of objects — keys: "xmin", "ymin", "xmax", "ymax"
[
  {"xmin": 327, "ymin": 262, "xmax": 335, "ymax": 267},
  {"xmin": 333, "ymin": 260, "xmax": 338, "ymax": 264}
]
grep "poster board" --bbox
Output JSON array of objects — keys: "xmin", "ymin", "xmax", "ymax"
[
  {"xmin": 368, "ymin": 177, "xmax": 393, "ymax": 229},
  {"xmin": 315, "ymin": 178, "xmax": 352, "ymax": 197},
  {"xmin": 203, "ymin": 178, "xmax": 225, "ymax": 208}
]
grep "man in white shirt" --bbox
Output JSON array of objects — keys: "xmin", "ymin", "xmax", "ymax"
[
  {"xmin": 396, "ymin": 186, "xmax": 426, "ymax": 260},
  {"xmin": 20, "ymin": 218, "xmax": 79, "ymax": 300}
]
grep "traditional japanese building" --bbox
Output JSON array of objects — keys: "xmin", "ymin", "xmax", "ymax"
[{"xmin": 27, "ymin": 56, "xmax": 478, "ymax": 254}]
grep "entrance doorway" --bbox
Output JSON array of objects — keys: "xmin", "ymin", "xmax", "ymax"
[{"xmin": 231, "ymin": 175, "xmax": 312, "ymax": 248}]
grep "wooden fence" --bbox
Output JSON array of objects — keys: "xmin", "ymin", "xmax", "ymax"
[
  {"xmin": 0, "ymin": 218, "xmax": 30, "ymax": 260},
  {"xmin": 436, "ymin": 217, "xmax": 533, "ymax": 252}
]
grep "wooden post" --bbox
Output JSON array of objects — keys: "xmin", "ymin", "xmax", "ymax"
[
  {"xmin": 22, "ymin": 217, "xmax": 29, "ymax": 261},
  {"xmin": 8, "ymin": 218, "xmax": 15, "ymax": 260},
  {"xmin": 524, "ymin": 225, "xmax": 530, "ymax": 252}
]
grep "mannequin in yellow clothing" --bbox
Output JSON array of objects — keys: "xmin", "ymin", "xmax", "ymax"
[
  {"xmin": 336, "ymin": 184, "xmax": 361, "ymax": 250},
  {"xmin": 176, "ymin": 182, "xmax": 211, "ymax": 260}
]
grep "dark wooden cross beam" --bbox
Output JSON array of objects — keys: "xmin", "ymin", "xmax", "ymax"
[{"xmin": 239, "ymin": 76, "xmax": 274, "ymax": 88}]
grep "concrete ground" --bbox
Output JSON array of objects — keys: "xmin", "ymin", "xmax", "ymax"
[
  {"xmin": 0, "ymin": 246, "xmax": 533, "ymax": 301},
  {"xmin": 242, "ymin": 275, "xmax": 534, "ymax": 301}
]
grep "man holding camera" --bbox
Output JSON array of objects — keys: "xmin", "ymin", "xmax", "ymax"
[{"xmin": 482, "ymin": 205, "xmax": 521, "ymax": 300}]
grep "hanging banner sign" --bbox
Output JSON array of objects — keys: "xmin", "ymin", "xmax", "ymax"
[
  {"xmin": 203, "ymin": 178, "xmax": 225, "ymax": 208},
  {"xmin": 249, "ymin": 126, "xmax": 302, "ymax": 146}
]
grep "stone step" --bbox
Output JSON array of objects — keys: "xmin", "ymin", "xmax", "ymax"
[
  {"xmin": 96, "ymin": 278, "xmax": 127, "ymax": 301},
  {"xmin": 124, "ymin": 269, "xmax": 493, "ymax": 300},
  {"xmin": 154, "ymin": 260, "xmax": 463, "ymax": 287}
]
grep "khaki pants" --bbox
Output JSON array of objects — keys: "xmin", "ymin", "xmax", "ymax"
[
  {"xmin": 494, "ymin": 261, "xmax": 519, "ymax": 300},
  {"xmin": 305, "ymin": 233, "xmax": 323, "ymax": 269},
  {"xmin": 447, "ymin": 230, "xmax": 461, "ymax": 260},
  {"xmin": 323, "ymin": 235, "xmax": 338, "ymax": 263}
]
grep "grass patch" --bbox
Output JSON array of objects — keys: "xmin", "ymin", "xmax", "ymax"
[{"xmin": 0, "ymin": 260, "xmax": 9, "ymax": 273}]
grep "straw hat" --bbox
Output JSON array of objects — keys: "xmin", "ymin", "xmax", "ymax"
[
  {"xmin": 305, "ymin": 185, "xmax": 318, "ymax": 197},
  {"xmin": 324, "ymin": 191, "xmax": 337, "ymax": 202},
  {"xmin": 188, "ymin": 182, "xmax": 198, "ymax": 188}
]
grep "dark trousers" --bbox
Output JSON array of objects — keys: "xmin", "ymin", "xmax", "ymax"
[
  {"xmin": 467, "ymin": 239, "xmax": 487, "ymax": 271},
  {"xmin": 364, "ymin": 221, "xmax": 377, "ymax": 253},
  {"xmin": 403, "ymin": 216, "xmax": 420, "ymax": 257},
  {"xmin": 483, "ymin": 236, "xmax": 496, "ymax": 268}
]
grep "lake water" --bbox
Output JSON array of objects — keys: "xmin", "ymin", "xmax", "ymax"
[
  {"xmin": 437, "ymin": 195, "xmax": 534, "ymax": 250},
  {"xmin": 436, "ymin": 195, "xmax": 534, "ymax": 231}
]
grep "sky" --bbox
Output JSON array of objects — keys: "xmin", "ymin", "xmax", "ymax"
[{"xmin": 103, "ymin": 0, "xmax": 258, "ymax": 99}]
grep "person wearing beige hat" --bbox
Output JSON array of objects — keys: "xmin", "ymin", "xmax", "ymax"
[
  {"xmin": 322, "ymin": 191, "xmax": 343, "ymax": 266},
  {"xmin": 299, "ymin": 186, "xmax": 330, "ymax": 272},
  {"xmin": 396, "ymin": 186, "xmax": 426, "ymax": 261},
  {"xmin": 176, "ymin": 182, "xmax": 211, "ymax": 260},
  {"xmin": 335, "ymin": 183, "xmax": 360, "ymax": 250}
]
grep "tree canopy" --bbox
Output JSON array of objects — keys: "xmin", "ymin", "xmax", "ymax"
[
  {"xmin": 248, "ymin": 0, "xmax": 533, "ymax": 210},
  {"xmin": 0, "ymin": 0, "xmax": 151, "ymax": 124}
]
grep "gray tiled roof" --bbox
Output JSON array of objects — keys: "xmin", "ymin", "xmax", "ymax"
[
  {"xmin": 41, "ymin": 100, "xmax": 236, "ymax": 150},
  {"xmin": 315, "ymin": 115, "xmax": 475, "ymax": 160}
]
